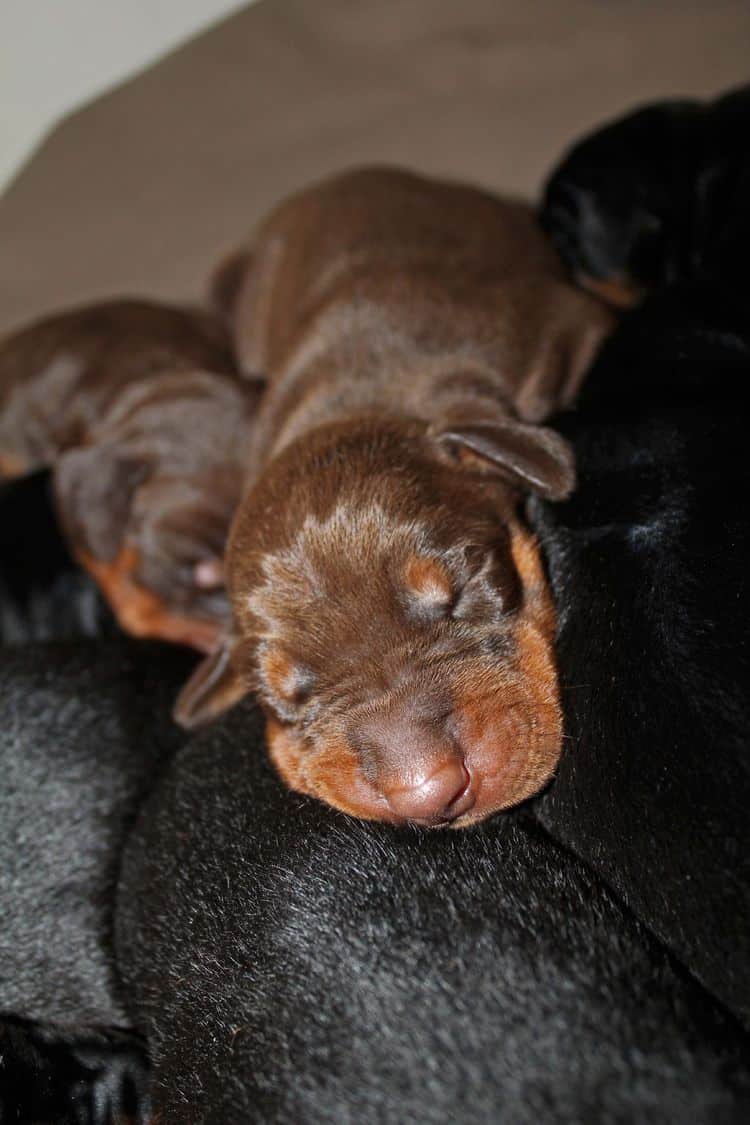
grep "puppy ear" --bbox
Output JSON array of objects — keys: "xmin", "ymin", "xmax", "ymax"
[
  {"xmin": 54, "ymin": 445, "xmax": 149, "ymax": 560},
  {"xmin": 209, "ymin": 247, "xmax": 253, "ymax": 323},
  {"xmin": 434, "ymin": 417, "xmax": 575, "ymax": 501},
  {"xmin": 173, "ymin": 632, "xmax": 250, "ymax": 729}
]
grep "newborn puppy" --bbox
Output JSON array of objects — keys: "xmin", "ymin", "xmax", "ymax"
[
  {"xmin": 176, "ymin": 167, "xmax": 613, "ymax": 826},
  {"xmin": 541, "ymin": 83, "xmax": 750, "ymax": 305},
  {"xmin": 0, "ymin": 299, "xmax": 261, "ymax": 650}
]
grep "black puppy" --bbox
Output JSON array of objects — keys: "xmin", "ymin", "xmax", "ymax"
[
  {"xmin": 0, "ymin": 640, "xmax": 191, "ymax": 1123},
  {"xmin": 541, "ymin": 83, "xmax": 750, "ymax": 304},
  {"xmin": 116, "ymin": 706, "xmax": 750, "ymax": 1125},
  {"xmin": 529, "ymin": 282, "xmax": 750, "ymax": 1026}
]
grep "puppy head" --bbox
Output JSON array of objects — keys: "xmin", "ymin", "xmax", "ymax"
[
  {"xmin": 55, "ymin": 449, "xmax": 237, "ymax": 650},
  {"xmin": 541, "ymin": 99, "xmax": 702, "ymax": 306},
  {"xmin": 175, "ymin": 416, "xmax": 573, "ymax": 826}
]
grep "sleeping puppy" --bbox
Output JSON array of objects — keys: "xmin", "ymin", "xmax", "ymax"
[
  {"xmin": 541, "ymin": 83, "xmax": 750, "ymax": 305},
  {"xmin": 116, "ymin": 706, "xmax": 750, "ymax": 1125},
  {"xmin": 175, "ymin": 166, "xmax": 613, "ymax": 827},
  {"xmin": 0, "ymin": 639, "xmax": 191, "ymax": 1122},
  {"xmin": 529, "ymin": 281, "xmax": 750, "ymax": 1027},
  {"xmin": 0, "ymin": 299, "xmax": 261, "ymax": 651}
]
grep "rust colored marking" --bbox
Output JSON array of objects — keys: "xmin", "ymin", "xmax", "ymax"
[
  {"xmin": 78, "ymin": 546, "xmax": 221, "ymax": 653},
  {"xmin": 266, "ymin": 717, "xmax": 393, "ymax": 822},
  {"xmin": 260, "ymin": 648, "xmax": 301, "ymax": 703},
  {"xmin": 579, "ymin": 273, "xmax": 642, "ymax": 309},
  {"xmin": 403, "ymin": 554, "xmax": 454, "ymax": 606},
  {"xmin": 508, "ymin": 521, "xmax": 557, "ymax": 640},
  {"xmin": 0, "ymin": 449, "xmax": 28, "ymax": 479}
]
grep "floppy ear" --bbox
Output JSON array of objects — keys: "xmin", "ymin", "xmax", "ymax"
[
  {"xmin": 209, "ymin": 246, "xmax": 253, "ymax": 322},
  {"xmin": 434, "ymin": 417, "xmax": 575, "ymax": 501},
  {"xmin": 173, "ymin": 631, "xmax": 250, "ymax": 729},
  {"xmin": 54, "ymin": 445, "xmax": 150, "ymax": 560}
]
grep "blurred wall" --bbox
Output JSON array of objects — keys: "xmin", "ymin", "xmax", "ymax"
[{"xmin": 0, "ymin": 0, "xmax": 253, "ymax": 192}]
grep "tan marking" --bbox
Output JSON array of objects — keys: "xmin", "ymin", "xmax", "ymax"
[
  {"xmin": 403, "ymin": 554, "xmax": 454, "ymax": 606},
  {"xmin": 260, "ymin": 648, "xmax": 301, "ymax": 702},
  {"xmin": 266, "ymin": 718, "xmax": 393, "ymax": 822},
  {"xmin": 447, "ymin": 525, "xmax": 563, "ymax": 821},
  {"xmin": 0, "ymin": 450, "xmax": 28, "ymax": 479},
  {"xmin": 508, "ymin": 521, "xmax": 557, "ymax": 640},
  {"xmin": 579, "ymin": 273, "xmax": 642, "ymax": 309},
  {"xmin": 78, "ymin": 546, "xmax": 221, "ymax": 653}
]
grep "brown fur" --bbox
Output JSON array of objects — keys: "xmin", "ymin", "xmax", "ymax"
[
  {"xmin": 80, "ymin": 546, "xmax": 221, "ymax": 652},
  {"xmin": 176, "ymin": 167, "xmax": 613, "ymax": 825},
  {"xmin": 0, "ymin": 300, "xmax": 260, "ymax": 643}
]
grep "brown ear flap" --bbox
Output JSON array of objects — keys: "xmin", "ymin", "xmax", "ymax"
[
  {"xmin": 173, "ymin": 633, "xmax": 249, "ymax": 730},
  {"xmin": 434, "ymin": 418, "xmax": 575, "ymax": 501},
  {"xmin": 209, "ymin": 247, "xmax": 253, "ymax": 323},
  {"xmin": 54, "ymin": 445, "xmax": 149, "ymax": 560}
]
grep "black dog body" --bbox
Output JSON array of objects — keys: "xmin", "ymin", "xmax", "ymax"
[
  {"xmin": 0, "ymin": 640, "xmax": 191, "ymax": 1122},
  {"xmin": 115, "ymin": 708, "xmax": 750, "ymax": 1124},
  {"xmin": 530, "ymin": 283, "xmax": 750, "ymax": 1024}
]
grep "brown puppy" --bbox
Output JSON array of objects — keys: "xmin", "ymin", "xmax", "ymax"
[
  {"xmin": 0, "ymin": 301, "xmax": 260, "ymax": 649},
  {"xmin": 176, "ymin": 168, "xmax": 614, "ymax": 827}
]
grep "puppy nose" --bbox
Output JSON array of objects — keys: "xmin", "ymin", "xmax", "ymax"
[{"xmin": 383, "ymin": 758, "xmax": 474, "ymax": 825}]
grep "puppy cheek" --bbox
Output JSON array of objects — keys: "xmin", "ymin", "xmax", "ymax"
[
  {"xmin": 453, "ymin": 621, "xmax": 563, "ymax": 820},
  {"xmin": 266, "ymin": 719, "xmax": 393, "ymax": 822},
  {"xmin": 265, "ymin": 717, "xmax": 310, "ymax": 792}
]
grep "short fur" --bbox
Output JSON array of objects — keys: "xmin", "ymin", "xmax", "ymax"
[
  {"xmin": 116, "ymin": 708, "xmax": 750, "ymax": 1124},
  {"xmin": 529, "ymin": 282, "xmax": 750, "ymax": 1025},
  {"xmin": 541, "ymin": 83, "xmax": 750, "ymax": 304},
  {"xmin": 538, "ymin": 92, "xmax": 750, "ymax": 1023},
  {"xmin": 177, "ymin": 166, "xmax": 614, "ymax": 826},
  {"xmin": 0, "ymin": 299, "xmax": 261, "ymax": 650},
  {"xmin": 0, "ymin": 640, "xmax": 190, "ymax": 1122}
]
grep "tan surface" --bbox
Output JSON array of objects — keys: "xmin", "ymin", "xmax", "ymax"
[{"xmin": 1, "ymin": 0, "xmax": 749, "ymax": 332}]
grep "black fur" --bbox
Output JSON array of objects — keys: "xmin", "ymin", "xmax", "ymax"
[
  {"xmin": 0, "ymin": 1016, "xmax": 149, "ymax": 1125},
  {"xmin": 0, "ymin": 641, "xmax": 190, "ymax": 1122},
  {"xmin": 0, "ymin": 471, "xmax": 115, "ymax": 644},
  {"xmin": 116, "ymin": 707, "xmax": 750, "ymax": 1124},
  {"xmin": 541, "ymin": 84, "xmax": 750, "ymax": 294},
  {"xmin": 529, "ymin": 282, "xmax": 750, "ymax": 1025}
]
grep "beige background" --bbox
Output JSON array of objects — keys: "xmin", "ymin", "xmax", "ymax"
[
  {"xmin": 1, "ymin": 0, "xmax": 748, "ymax": 332},
  {"xmin": 0, "ymin": 0, "xmax": 249, "ymax": 191}
]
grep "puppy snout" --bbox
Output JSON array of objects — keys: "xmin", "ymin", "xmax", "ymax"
[
  {"xmin": 350, "ymin": 702, "xmax": 476, "ymax": 825},
  {"xmin": 382, "ymin": 757, "xmax": 474, "ymax": 825}
]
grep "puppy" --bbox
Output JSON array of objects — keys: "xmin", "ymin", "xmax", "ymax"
[
  {"xmin": 0, "ymin": 299, "xmax": 261, "ymax": 650},
  {"xmin": 176, "ymin": 167, "xmax": 614, "ymax": 827},
  {"xmin": 116, "ymin": 706, "xmax": 750, "ymax": 1124},
  {"xmin": 541, "ymin": 83, "xmax": 750, "ymax": 306}
]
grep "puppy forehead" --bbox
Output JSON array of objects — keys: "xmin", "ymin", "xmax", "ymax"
[{"xmin": 248, "ymin": 500, "xmax": 441, "ymax": 611}]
